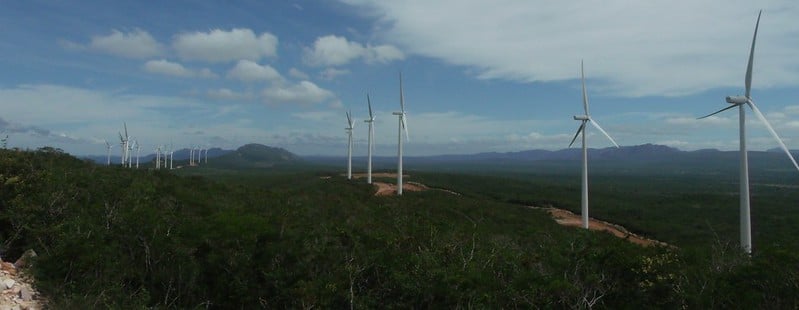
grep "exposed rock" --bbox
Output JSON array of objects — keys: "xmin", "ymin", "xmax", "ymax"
[
  {"xmin": 18, "ymin": 288, "xmax": 31, "ymax": 302},
  {"xmin": 2, "ymin": 279, "xmax": 14, "ymax": 290},
  {"xmin": 0, "ymin": 263, "xmax": 14, "ymax": 276},
  {"xmin": 13, "ymin": 251, "xmax": 36, "ymax": 270}
]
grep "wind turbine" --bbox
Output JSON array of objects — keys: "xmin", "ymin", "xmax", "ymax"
[
  {"xmin": 392, "ymin": 72, "xmax": 410, "ymax": 195},
  {"xmin": 697, "ymin": 10, "xmax": 799, "ymax": 253},
  {"xmin": 118, "ymin": 122, "xmax": 129, "ymax": 167},
  {"xmin": 569, "ymin": 60, "xmax": 620, "ymax": 229},
  {"xmin": 169, "ymin": 143, "xmax": 175, "ymax": 169},
  {"xmin": 364, "ymin": 93, "xmax": 376, "ymax": 184},
  {"xmin": 345, "ymin": 110, "xmax": 355, "ymax": 180},
  {"xmin": 104, "ymin": 139, "xmax": 113, "ymax": 166},
  {"xmin": 135, "ymin": 142, "xmax": 141, "ymax": 169},
  {"xmin": 155, "ymin": 146, "xmax": 162, "ymax": 169}
]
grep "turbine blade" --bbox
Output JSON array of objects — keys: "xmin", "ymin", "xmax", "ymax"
[
  {"xmin": 745, "ymin": 10, "xmax": 762, "ymax": 99},
  {"xmin": 697, "ymin": 104, "xmax": 737, "ymax": 119},
  {"xmin": 588, "ymin": 119, "xmax": 619, "ymax": 148},
  {"xmin": 402, "ymin": 115, "xmax": 409, "ymax": 141},
  {"xmin": 367, "ymin": 93, "xmax": 373, "ymax": 119},
  {"xmin": 581, "ymin": 60, "xmax": 589, "ymax": 115},
  {"xmin": 748, "ymin": 100, "xmax": 799, "ymax": 172},
  {"xmin": 346, "ymin": 111, "xmax": 352, "ymax": 127},
  {"xmin": 399, "ymin": 72, "xmax": 405, "ymax": 112},
  {"xmin": 124, "ymin": 122, "xmax": 128, "ymax": 138},
  {"xmin": 569, "ymin": 122, "xmax": 586, "ymax": 148}
]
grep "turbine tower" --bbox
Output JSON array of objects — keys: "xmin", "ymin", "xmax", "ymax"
[
  {"xmin": 569, "ymin": 61, "xmax": 620, "ymax": 229},
  {"xmin": 364, "ymin": 93, "xmax": 376, "ymax": 184},
  {"xmin": 118, "ymin": 122, "xmax": 129, "ymax": 167},
  {"xmin": 135, "ymin": 143, "xmax": 141, "ymax": 169},
  {"xmin": 155, "ymin": 146, "xmax": 160, "ymax": 169},
  {"xmin": 104, "ymin": 139, "xmax": 113, "ymax": 166},
  {"xmin": 345, "ymin": 111, "xmax": 355, "ymax": 180},
  {"xmin": 697, "ymin": 10, "xmax": 799, "ymax": 253},
  {"xmin": 392, "ymin": 72, "xmax": 410, "ymax": 195}
]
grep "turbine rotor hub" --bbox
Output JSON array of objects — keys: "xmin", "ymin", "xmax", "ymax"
[{"xmin": 726, "ymin": 96, "xmax": 748, "ymax": 105}]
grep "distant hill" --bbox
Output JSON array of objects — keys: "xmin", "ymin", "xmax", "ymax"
[{"xmin": 206, "ymin": 143, "xmax": 301, "ymax": 168}]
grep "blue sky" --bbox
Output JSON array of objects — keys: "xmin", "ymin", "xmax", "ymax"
[{"xmin": 2, "ymin": 0, "xmax": 799, "ymax": 156}]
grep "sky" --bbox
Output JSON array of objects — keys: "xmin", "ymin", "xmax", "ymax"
[{"xmin": 2, "ymin": 0, "xmax": 799, "ymax": 157}]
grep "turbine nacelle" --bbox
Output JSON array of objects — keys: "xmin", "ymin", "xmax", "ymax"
[
  {"xmin": 726, "ymin": 96, "xmax": 748, "ymax": 105},
  {"xmin": 573, "ymin": 115, "xmax": 589, "ymax": 121},
  {"xmin": 392, "ymin": 112, "xmax": 404, "ymax": 116}
]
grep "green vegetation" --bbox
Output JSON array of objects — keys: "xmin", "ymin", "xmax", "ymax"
[{"xmin": 2, "ymin": 148, "xmax": 799, "ymax": 308}]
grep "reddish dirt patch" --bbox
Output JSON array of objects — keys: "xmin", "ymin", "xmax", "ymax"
[
  {"xmin": 372, "ymin": 181, "xmax": 427, "ymax": 196},
  {"xmin": 531, "ymin": 206, "xmax": 669, "ymax": 247},
  {"xmin": 350, "ymin": 172, "xmax": 408, "ymax": 179}
]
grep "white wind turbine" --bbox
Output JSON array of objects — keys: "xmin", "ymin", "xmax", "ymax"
[
  {"xmin": 364, "ymin": 93, "xmax": 376, "ymax": 184},
  {"xmin": 345, "ymin": 110, "xmax": 355, "ymax": 180},
  {"xmin": 697, "ymin": 10, "xmax": 799, "ymax": 253},
  {"xmin": 118, "ymin": 122, "xmax": 129, "ymax": 167},
  {"xmin": 392, "ymin": 72, "xmax": 410, "ymax": 195},
  {"xmin": 155, "ymin": 146, "xmax": 162, "ymax": 169},
  {"xmin": 135, "ymin": 142, "xmax": 141, "ymax": 169},
  {"xmin": 104, "ymin": 139, "xmax": 113, "ymax": 166},
  {"xmin": 569, "ymin": 61, "xmax": 620, "ymax": 229},
  {"xmin": 169, "ymin": 144, "xmax": 175, "ymax": 169}
]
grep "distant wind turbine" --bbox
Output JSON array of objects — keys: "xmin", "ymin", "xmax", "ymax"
[
  {"xmin": 697, "ymin": 10, "xmax": 799, "ymax": 253},
  {"xmin": 392, "ymin": 72, "xmax": 410, "ymax": 195},
  {"xmin": 569, "ymin": 60, "xmax": 620, "ymax": 229},
  {"xmin": 345, "ymin": 110, "xmax": 355, "ymax": 180},
  {"xmin": 135, "ymin": 142, "xmax": 141, "ymax": 169},
  {"xmin": 364, "ymin": 93, "xmax": 376, "ymax": 184},
  {"xmin": 104, "ymin": 139, "xmax": 113, "ymax": 166}
]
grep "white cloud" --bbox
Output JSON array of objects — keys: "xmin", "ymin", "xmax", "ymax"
[
  {"xmin": 289, "ymin": 68, "xmax": 310, "ymax": 80},
  {"xmin": 320, "ymin": 67, "xmax": 351, "ymax": 80},
  {"xmin": 292, "ymin": 111, "xmax": 338, "ymax": 121},
  {"xmin": 87, "ymin": 29, "xmax": 163, "ymax": 58},
  {"xmin": 665, "ymin": 115, "xmax": 734, "ymax": 126},
  {"xmin": 144, "ymin": 59, "xmax": 217, "ymax": 78},
  {"xmin": 364, "ymin": 44, "xmax": 405, "ymax": 64},
  {"xmin": 227, "ymin": 60, "xmax": 283, "ymax": 82},
  {"xmin": 173, "ymin": 28, "xmax": 278, "ymax": 63},
  {"xmin": 341, "ymin": 0, "xmax": 799, "ymax": 97},
  {"xmin": 329, "ymin": 99, "xmax": 344, "ymax": 109},
  {"xmin": 207, "ymin": 88, "xmax": 252, "ymax": 101},
  {"xmin": 261, "ymin": 81, "xmax": 335, "ymax": 105},
  {"xmin": 304, "ymin": 35, "xmax": 364, "ymax": 66},
  {"xmin": 303, "ymin": 35, "xmax": 404, "ymax": 66}
]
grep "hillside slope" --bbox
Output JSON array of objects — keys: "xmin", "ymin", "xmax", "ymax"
[{"xmin": 2, "ymin": 148, "xmax": 798, "ymax": 308}]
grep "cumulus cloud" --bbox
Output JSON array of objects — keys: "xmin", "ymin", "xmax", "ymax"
[
  {"xmin": 86, "ymin": 29, "xmax": 164, "ymax": 58},
  {"xmin": 226, "ymin": 60, "xmax": 283, "ymax": 82},
  {"xmin": 340, "ymin": 0, "xmax": 799, "ymax": 97},
  {"xmin": 207, "ymin": 88, "xmax": 252, "ymax": 101},
  {"xmin": 303, "ymin": 35, "xmax": 404, "ymax": 66},
  {"xmin": 320, "ymin": 67, "xmax": 351, "ymax": 80},
  {"xmin": 173, "ymin": 28, "xmax": 278, "ymax": 63},
  {"xmin": 261, "ymin": 81, "xmax": 334, "ymax": 105},
  {"xmin": 288, "ymin": 68, "xmax": 310, "ymax": 80},
  {"xmin": 144, "ymin": 59, "xmax": 217, "ymax": 78}
]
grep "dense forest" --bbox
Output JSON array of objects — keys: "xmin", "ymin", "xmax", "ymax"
[{"xmin": 1, "ymin": 148, "xmax": 798, "ymax": 308}]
